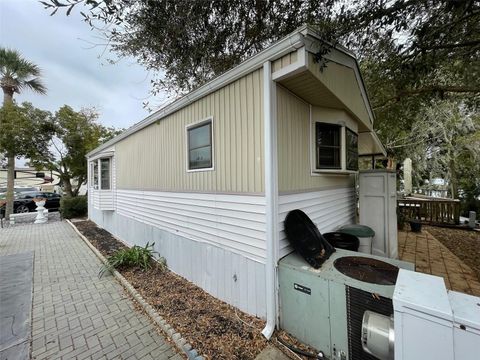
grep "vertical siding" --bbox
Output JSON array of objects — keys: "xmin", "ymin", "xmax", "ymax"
[
  {"xmin": 115, "ymin": 69, "xmax": 264, "ymax": 193},
  {"xmin": 272, "ymin": 51, "xmax": 298, "ymax": 72},
  {"xmin": 307, "ymin": 52, "xmax": 370, "ymax": 126},
  {"xmin": 276, "ymin": 85, "xmax": 354, "ymax": 192}
]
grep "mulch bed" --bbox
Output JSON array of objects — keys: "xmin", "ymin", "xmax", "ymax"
[
  {"xmin": 74, "ymin": 220, "xmax": 319, "ymax": 360},
  {"xmin": 425, "ymin": 225, "xmax": 480, "ymax": 280}
]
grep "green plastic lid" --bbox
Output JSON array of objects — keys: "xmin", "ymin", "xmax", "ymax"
[{"xmin": 338, "ymin": 224, "xmax": 375, "ymax": 237}]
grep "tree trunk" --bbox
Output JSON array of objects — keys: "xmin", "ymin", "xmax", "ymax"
[
  {"xmin": 2, "ymin": 90, "xmax": 15, "ymax": 218},
  {"xmin": 5, "ymin": 154, "xmax": 15, "ymax": 217},
  {"xmin": 449, "ymin": 160, "xmax": 458, "ymax": 199},
  {"xmin": 63, "ymin": 178, "xmax": 74, "ymax": 197}
]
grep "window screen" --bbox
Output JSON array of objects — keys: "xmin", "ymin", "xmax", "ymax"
[
  {"xmin": 346, "ymin": 128, "xmax": 359, "ymax": 171},
  {"xmin": 188, "ymin": 121, "xmax": 212, "ymax": 170},
  {"xmin": 316, "ymin": 123, "xmax": 341, "ymax": 169}
]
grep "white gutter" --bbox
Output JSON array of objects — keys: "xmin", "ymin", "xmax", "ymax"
[
  {"xmin": 262, "ymin": 60, "xmax": 279, "ymax": 340},
  {"xmin": 87, "ymin": 31, "xmax": 305, "ymax": 158}
]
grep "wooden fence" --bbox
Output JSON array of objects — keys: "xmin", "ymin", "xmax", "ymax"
[{"xmin": 398, "ymin": 198, "xmax": 461, "ymax": 225}]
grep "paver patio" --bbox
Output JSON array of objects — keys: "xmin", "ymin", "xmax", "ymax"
[
  {"xmin": 398, "ymin": 229, "xmax": 480, "ymax": 296},
  {"xmin": 0, "ymin": 221, "xmax": 182, "ymax": 360}
]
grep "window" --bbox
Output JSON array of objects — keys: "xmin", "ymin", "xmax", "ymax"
[
  {"xmin": 346, "ymin": 128, "xmax": 359, "ymax": 171},
  {"xmin": 100, "ymin": 158, "xmax": 110, "ymax": 190},
  {"xmin": 92, "ymin": 161, "xmax": 98, "ymax": 188},
  {"xmin": 315, "ymin": 123, "xmax": 341, "ymax": 169},
  {"xmin": 187, "ymin": 119, "xmax": 213, "ymax": 170}
]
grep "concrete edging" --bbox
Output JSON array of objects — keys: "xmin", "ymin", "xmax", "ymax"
[{"xmin": 66, "ymin": 219, "xmax": 204, "ymax": 360}]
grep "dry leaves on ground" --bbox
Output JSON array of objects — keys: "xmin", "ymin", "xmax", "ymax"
[{"xmin": 425, "ymin": 225, "xmax": 480, "ymax": 280}]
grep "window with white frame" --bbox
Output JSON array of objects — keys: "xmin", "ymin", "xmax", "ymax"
[
  {"xmin": 314, "ymin": 122, "xmax": 359, "ymax": 172},
  {"xmin": 91, "ymin": 161, "xmax": 98, "ymax": 188},
  {"xmin": 90, "ymin": 158, "xmax": 111, "ymax": 189},
  {"xmin": 100, "ymin": 158, "xmax": 111, "ymax": 189},
  {"xmin": 346, "ymin": 128, "xmax": 359, "ymax": 171},
  {"xmin": 315, "ymin": 123, "xmax": 341, "ymax": 169},
  {"xmin": 187, "ymin": 119, "xmax": 213, "ymax": 170}
]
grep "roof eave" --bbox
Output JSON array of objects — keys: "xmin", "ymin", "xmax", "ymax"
[{"xmin": 87, "ymin": 29, "xmax": 306, "ymax": 158}]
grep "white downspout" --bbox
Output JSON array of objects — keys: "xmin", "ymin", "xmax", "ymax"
[{"xmin": 262, "ymin": 60, "xmax": 278, "ymax": 340}]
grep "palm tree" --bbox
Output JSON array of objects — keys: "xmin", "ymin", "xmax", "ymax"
[{"xmin": 0, "ymin": 48, "xmax": 46, "ymax": 217}]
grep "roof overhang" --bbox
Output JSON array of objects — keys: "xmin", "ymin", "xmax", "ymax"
[
  {"xmin": 358, "ymin": 131, "xmax": 387, "ymax": 156},
  {"xmin": 87, "ymin": 25, "xmax": 380, "ymax": 158}
]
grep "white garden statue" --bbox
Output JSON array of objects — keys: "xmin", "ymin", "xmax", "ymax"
[{"xmin": 33, "ymin": 198, "xmax": 48, "ymax": 224}]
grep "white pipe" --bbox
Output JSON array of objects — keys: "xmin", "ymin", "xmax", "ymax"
[{"xmin": 262, "ymin": 60, "xmax": 278, "ymax": 340}]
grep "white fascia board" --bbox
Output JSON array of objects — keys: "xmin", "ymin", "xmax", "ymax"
[{"xmin": 87, "ymin": 31, "xmax": 305, "ymax": 158}]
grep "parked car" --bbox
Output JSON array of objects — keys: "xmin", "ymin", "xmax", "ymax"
[{"xmin": 0, "ymin": 192, "xmax": 61, "ymax": 215}]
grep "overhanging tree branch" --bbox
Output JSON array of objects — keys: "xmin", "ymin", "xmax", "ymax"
[{"xmin": 373, "ymin": 85, "xmax": 480, "ymax": 109}]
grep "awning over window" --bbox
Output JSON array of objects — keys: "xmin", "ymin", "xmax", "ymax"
[{"xmin": 358, "ymin": 131, "xmax": 386, "ymax": 156}]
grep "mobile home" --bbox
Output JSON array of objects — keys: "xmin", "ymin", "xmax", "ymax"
[{"xmin": 86, "ymin": 25, "xmax": 385, "ymax": 336}]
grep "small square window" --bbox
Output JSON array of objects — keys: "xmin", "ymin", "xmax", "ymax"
[
  {"xmin": 346, "ymin": 128, "xmax": 358, "ymax": 171},
  {"xmin": 187, "ymin": 120, "xmax": 213, "ymax": 170},
  {"xmin": 315, "ymin": 123, "xmax": 341, "ymax": 169}
]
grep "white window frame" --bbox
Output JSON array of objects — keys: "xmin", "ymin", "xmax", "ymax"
[
  {"xmin": 89, "ymin": 157, "xmax": 112, "ymax": 190},
  {"xmin": 99, "ymin": 157, "xmax": 111, "ymax": 190},
  {"xmin": 309, "ymin": 109, "xmax": 358, "ymax": 175},
  {"xmin": 185, "ymin": 116, "xmax": 215, "ymax": 173}
]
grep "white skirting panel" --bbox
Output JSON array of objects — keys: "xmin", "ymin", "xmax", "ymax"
[
  {"xmin": 89, "ymin": 208, "xmax": 267, "ymax": 318},
  {"xmin": 278, "ymin": 187, "xmax": 356, "ymax": 259},
  {"xmin": 115, "ymin": 189, "xmax": 267, "ymax": 262}
]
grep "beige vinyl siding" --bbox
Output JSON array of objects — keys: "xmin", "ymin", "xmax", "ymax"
[
  {"xmin": 272, "ymin": 51, "xmax": 298, "ymax": 72},
  {"xmin": 116, "ymin": 68, "xmax": 264, "ymax": 193},
  {"xmin": 307, "ymin": 52, "xmax": 370, "ymax": 128},
  {"xmin": 276, "ymin": 85, "xmax": 354, "ymax": 193}
]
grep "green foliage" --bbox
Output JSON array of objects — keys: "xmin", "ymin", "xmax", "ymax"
[
  {"xmin": 0, "ymin": 47, "xmax": 47, "ymax": 97},
  {"xmin": 99, "ymin": 242, "xmax": 166, "ymax": 277},
  {"xmin": 60, "ymin": 195, "xmax": 87, "ymax": 219},
  {"xmin": 1, "ymin": 47, "xmax": 47, "ymax": 218},
  {"xmin": 44, "ymin": 1, "xmax": 479, "ymax": 104},
  {"xmin": 29, "ymin": 105, "xmax": 123, "ymax": 197}
]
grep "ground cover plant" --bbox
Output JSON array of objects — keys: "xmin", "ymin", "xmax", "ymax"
[{"xmin": 99, "ymin": 242, "xmax": 166, "ymax": 277}]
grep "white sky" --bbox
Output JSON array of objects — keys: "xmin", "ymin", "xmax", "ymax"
[{"xmin": 0, "ymin": 0, "xmax": 158, "ymax": 130}]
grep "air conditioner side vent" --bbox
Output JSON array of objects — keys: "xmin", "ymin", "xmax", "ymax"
[{"xmin": 346, "ymin": 286, "xmax": 393, "ymax": 359}]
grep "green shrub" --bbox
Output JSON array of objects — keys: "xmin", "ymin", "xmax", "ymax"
[
  {"xmin": 60, "ymin": 195, "xmax": 87, "ymax": 219},
  {"xmin": 99, "ymin": 242, "xmax": 166, "ymax": 277}
]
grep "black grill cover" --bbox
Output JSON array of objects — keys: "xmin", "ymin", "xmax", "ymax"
[{"xmin": 284, "ymin": 209, "xmax": 335, "ymax": 268}]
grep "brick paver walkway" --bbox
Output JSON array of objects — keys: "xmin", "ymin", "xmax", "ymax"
[
  {"xmin": 399, "ymin": 229, "xmax": 480, "ymax": 296},
  {"xmin": 0, "ymin": 221, "xmax": 182, "ymax": 360}
]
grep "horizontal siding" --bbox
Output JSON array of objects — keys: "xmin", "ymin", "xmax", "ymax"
[
  {"xmin": 89, "ymin": 209, "xmax": 266, "ymax": 317},
  {"xmin": 115, "ymin": 189, "xmax": 267, "ymax": 262},
  {"xmin": 115, "ymin": 68, "xmax": 264, "ymax": 194},
  {"xmin": 278, "ymin": 187, "xmax": 356, "ymax": 258},
  {"xmin": 276, "ymin": 85, "xmax": 354, "ymax": 192},
  {"xmin": 92, "ymin": 191, "xmax": 114, "ymax": 210}
]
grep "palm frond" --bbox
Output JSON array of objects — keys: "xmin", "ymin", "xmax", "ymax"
[
  {"xmin": 21, "ymin": 78, "xmax": 47, "ymax": 95},
  {"xmin": 0, "ymin": 47, "xmax": 46, "ymax": 95}
]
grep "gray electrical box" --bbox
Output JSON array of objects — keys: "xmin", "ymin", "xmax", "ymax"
[{"xmin": 279, "ymin": 250, "xmax": 413, "ymax": 360}]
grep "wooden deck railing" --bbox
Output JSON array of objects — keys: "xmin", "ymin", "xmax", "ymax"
[{"xmin": 398, "ymin": 197, "xmax": 461, "ymax": 225}]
